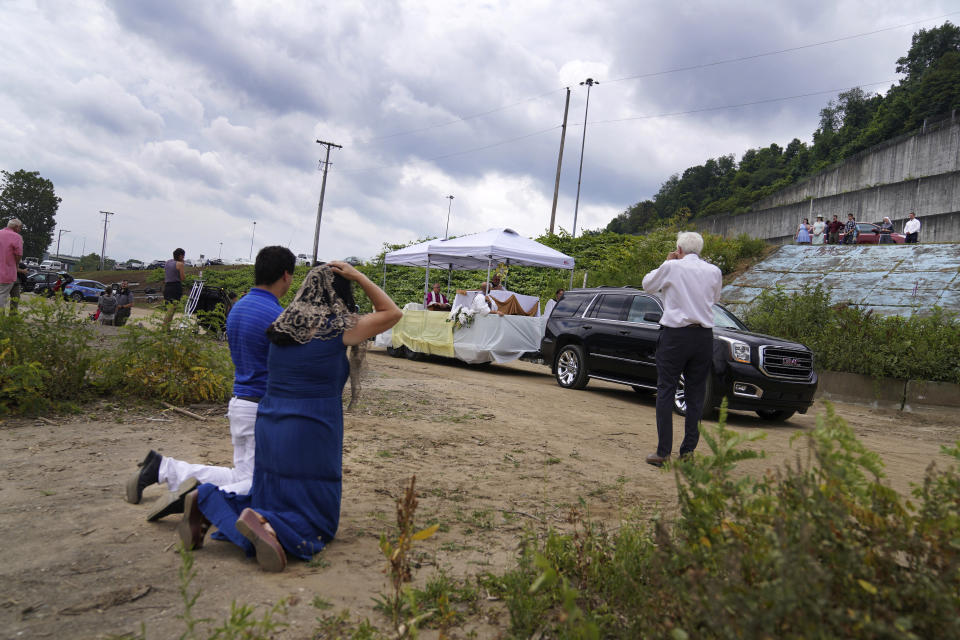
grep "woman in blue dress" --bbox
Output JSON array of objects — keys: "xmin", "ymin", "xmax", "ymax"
[
  {"xmin": 795, "ymin": 218, "xmax": 812, "ymax": 244},
  {"xmin": 178, "ymin": 261, "xmax": 402, "ymax": 571}
]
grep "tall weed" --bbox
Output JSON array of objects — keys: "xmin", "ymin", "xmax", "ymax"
[
  {"xmin": 0, "ymin": 296, "xmax": 95, "ymax": 413},
  {"xmin": 486, "ymin": 403, "xmax": 960, "ymax": 638},
  {"xmin": 743, "ymin": 285, "xmax": 960, "ymax": 382}
]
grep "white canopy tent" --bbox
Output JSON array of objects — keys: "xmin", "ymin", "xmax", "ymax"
[{"xmin": 383, "ymin": 228, "xmax": 575, "ymax": 296}]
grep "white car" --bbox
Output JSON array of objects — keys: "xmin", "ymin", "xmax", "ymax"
[{"xmin": 40, "ymin": 259, "xmax": 65, "ymax": 272}]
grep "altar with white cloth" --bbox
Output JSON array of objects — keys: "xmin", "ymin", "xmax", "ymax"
[
  {"xmin": 451, "ymin": 289, "xmax": 541, "ymax": 316},
  {"xmin": 374, "ymin": 310, "xmax": 547, "ymax": 364}
]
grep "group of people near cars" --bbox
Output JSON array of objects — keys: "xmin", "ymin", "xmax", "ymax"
[
  {"xmin": 124, "ymin": 246, "xmax": 403, "ymax": 572},
  {"xmin": 795, "ymin": 211, "xmax": 921, "ymax": 245}
]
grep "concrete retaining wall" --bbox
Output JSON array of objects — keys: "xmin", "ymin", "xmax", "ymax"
[
  {"xmin": 755, "ymin": 120, "xmax": 960, "ymax": 208},
  {"xmin": 692, "ymin": 120, "xmax": 960, "ymax": 244},
  {"xmin": 815, "ymin": 370, "xmax": 960, "ymax": 411},
  {"xmin": 695, "ymin": 171, "xmax": 960, "ymax": 244}
]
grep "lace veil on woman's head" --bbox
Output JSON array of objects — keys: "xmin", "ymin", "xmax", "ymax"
[{"xmin": 267, "ymin": 264, "xmax": 358, "ymax": 345}]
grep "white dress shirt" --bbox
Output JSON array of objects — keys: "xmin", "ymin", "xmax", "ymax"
[
  {"xmin": 904, "ymin": 217, "xmax": 921, "ymax": 234},
  {"xmin": 641, "ymin": 253, "xmax": 722, "ymax": 328}
]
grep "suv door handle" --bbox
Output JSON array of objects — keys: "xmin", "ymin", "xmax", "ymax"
[
  {"xmin": 618, "ymin": 330, "xmax": 630, "ymax": 335},
  {"xmin": 581, "ymin": 325, "xmax": 592, "ymax": 330}
]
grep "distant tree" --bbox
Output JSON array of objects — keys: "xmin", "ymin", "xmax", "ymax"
[
  {"xmin": 0, "ymin": 170, "xmax": 61, "ymax": 258},
  {"xmin": 78, "ymin": 253, "xmax": 114, "ymax": 271},
  {"xmin": 895, "ymin": 21, "xmax": 960, "ymax": 83}
]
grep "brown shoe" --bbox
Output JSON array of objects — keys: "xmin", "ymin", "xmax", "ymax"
[
  {"xmin": 646, "ymin": 453, "xmax": 670, "ymax": 467},
  {"xmin": 176, "ymin": 491, "xmax": 210, "ymax": 550},
  {"xmin": 236, "ymin": 508, "xmax": 287, "ymax": 573}
]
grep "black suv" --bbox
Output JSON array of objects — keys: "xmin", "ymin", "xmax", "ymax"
[{"xmin": 541, "ymin": 287, "xmax": 818, "ymax": 421}]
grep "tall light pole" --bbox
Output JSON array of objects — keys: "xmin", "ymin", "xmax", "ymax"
[
  {"xmin": 249, "ymin": 221, "xmax": 257, "ymax": 261},
  {"xmin": 56, "ymin": 229, "xmax": 70, "ymax": 258},
  {"xmin": 218, "ymin": 241, "xmax": 223, "ymax": 259},
  {"xmin": 572, "ymin": 78, "xmax": 597, "ymax": 238},
  {"xmin": 98, "ymin": 211, "xmax": 115, "ymax": 270},
  {"xmin": 312, "ymin": 139, "xmax": 343, "ymax": 265},
  {"xmin": 444, "ymin": 195, "xmax": 455, "ymax": 239},
  {"xmin": 549, "ymin": 87, "xmax": 571, "ymax": 235}
]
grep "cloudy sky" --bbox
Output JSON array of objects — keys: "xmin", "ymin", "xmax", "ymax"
[{"xmin": 1, "ymin": 1, "xmax": 957, "ymax": 263}]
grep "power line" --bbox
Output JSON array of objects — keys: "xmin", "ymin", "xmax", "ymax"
[
  {"xmin": 357, "ymin": 12, "xmax": 959, "ymax": 142},
  {"xmin": 586, "ymin": 80, "xmax": 897, "ymax": 126},
  {"xmin": 336, "ymin": 79, "xmax": 896, "ymax": 174},
  {"xmin": 604, "ymin": 12, "xmax": 960, "ymax": 84}
]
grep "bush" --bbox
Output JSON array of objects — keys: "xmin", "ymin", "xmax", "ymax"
[
  {"xmin": 743, "ymin": 285, "xmax": 960, "ymax": 383},
  {"xmin": 483, "ymin": 404, "xmax": 960, "ymax": 638},
  {"xmin": 91, "ymin": 311, "xmax": 233, "ymax": 404},
  {"xmin": 0, "ymin": 296, "xmax": 96, "ymax": 414}
]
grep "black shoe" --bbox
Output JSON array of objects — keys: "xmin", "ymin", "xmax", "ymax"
[
  {"xmin": 147, "ymin": 477, "xmax": 198, "ymax": 522},
  {"xmin": 646, "ymin": 453, "xmax": 670, "ymax": 467},
  {"xmin": 125, "ymin": 450, "xmax": 162, "ymax": 504}
]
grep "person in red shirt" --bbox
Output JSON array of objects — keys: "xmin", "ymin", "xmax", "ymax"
[{"xmin": 0, "ymin": 219, "xmax": 24, "ymax": 310}]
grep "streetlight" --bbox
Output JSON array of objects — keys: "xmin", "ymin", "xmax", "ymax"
[
  {"xmin": 249, "ymin": 221, "xmax": 257, "ymax": 261},
  {"xmin": 56, "ymin": 229, "xmax": 70, "ymax": 258},
  {"xmin": 444, "ymin": 195, "xmax": 455, "ymax": 239},
  {"xmin": 98, "ymin": 211, "xmax": 115, "ymax": 270},
  {"xmin": 572, "ymin": 78, "xmax": 597, "ymax": 238},
  {"xmin": 218, "ymin": 242, "xmax": 223, "ymax": 259}
]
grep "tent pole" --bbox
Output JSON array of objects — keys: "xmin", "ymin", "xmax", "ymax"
[
  {"xmin": 424, "ymin": 259, "xmax": 431, "ymax": 305},
  {"xmin": 503, "ymin": 259, "xmax": 509, "ymax": 290},
  {"xmin": 446, "ymin": 264, "xmax": 453, "ymax": 297},
  {"xmin": 486, "ymin": 258, "xmax": 492, "ymax": 289},
  {"xmin": 569, "ymin": 268, "xmax": 574, "ymax": 289},
  {"xmin": 381, "ymin": 260, "xmax": 387, "ymax": 291}
]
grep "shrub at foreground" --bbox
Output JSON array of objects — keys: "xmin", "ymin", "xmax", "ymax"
[
  {"xmin": 0, "ymin": 297, "xmax": 233, "ymax": 414},
  {"xmin": 0, "ymin": 296, "xmax": 96, "ymax": 414},
  {"xmin": 483, "ymin": 404, "xmax": 960, "ymax": 639},
  {"xmin": 743, "ymin": 284, "xmax": 960, "ymax": 384}
]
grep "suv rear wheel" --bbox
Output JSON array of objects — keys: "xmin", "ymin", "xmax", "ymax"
[
  {"xmin": 673, "ymin": 373, "xmax": 714, "ymax": 418},
  {"xmin": 555, "ymin": 344, "xmax": 589, "ymax": 389},
  {"xmin": 70, "ymin": 291, "xmax": 84, "ymax": 302},
  {"xmin": 755, "ymin": 409, "xmax": 795, "ymax": 422}
]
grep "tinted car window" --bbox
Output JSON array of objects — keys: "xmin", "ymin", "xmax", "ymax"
[
  {"xmin": 551, "ymin": 295, "xmax": 589, "ymax": 318},
  {"xmin": 588, "ymin": 294, "xmax": 630, "ymax": 320},
  {"xmin": 626, "ymin": 295, "xmax": 661, "ymax": 323},
  {"xmin": 712, "ymin": 304, "xmax": 748, "ymax": 330}
]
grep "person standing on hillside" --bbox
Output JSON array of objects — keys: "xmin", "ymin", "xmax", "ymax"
[
  {"xmin": 162, "ymin": 248, "xmax": 186, "ymax": 328},
  {"xmin": 811, "ymin": 215, "xmax": 826, "ymax": 245},
  {"xmin": 125, "ymin": 246, "xmax": 296, "ymax": 521},
  {"xmin": 904, "ymin": 211, "xmax": 921, "ymax": 244},
  {"xmin": 843, "ymin": 214, "xmax": 858, "ymax": 244},
  {"xmin": 0, "ymin": 219, "xmax": 24, "ymax": 311},
  {"xmin": 827, "ymin": 215, "xmax": 843, "ymax": 244},
  {"xmin": 795, "ymin": 218, "xmax": 811, "ymax": 244},
  {"xmin": 641, "ymin": 231, "xmax": 722, "ymax": 467}
]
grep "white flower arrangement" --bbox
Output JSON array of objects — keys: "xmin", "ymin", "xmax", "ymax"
[{"xmin": 446, "ymin": 304, "xmax": 476, "ymax": 331}]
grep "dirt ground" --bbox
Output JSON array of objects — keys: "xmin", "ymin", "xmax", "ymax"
[{"xmin": 1, "ymin": 348, "xmax": 958, "ymax": 639}]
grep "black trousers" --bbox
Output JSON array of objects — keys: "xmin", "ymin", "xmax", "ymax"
[
  {"xmin": 655, "ymin": 325, "xmax": 713, "ymax": 457},
  {"xmin": 906, "ymin": 232, "xmax": 918, "ymax": 244}
]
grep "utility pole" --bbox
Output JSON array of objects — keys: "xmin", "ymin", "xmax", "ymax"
[
  {"xmin": 98, "ymin": 211, "xmax": 115, "ymax": 270},
  {"xmin": 312, "ymin": 139, "xmax": 343, "ymax": 265},
  {"xmin": 249, "ymin": 221, "xmax": 257, "ymax": 261},
  {"xmin": 56, "ymin": 228, "xmax": 70, "ymax": 258},
  {"xmin": 218, "ymin": 241, "xmax": 223, "ymax": 259},
  {"xmin": 444, "ymin": 195, "xmax": 455, "ymax": 239},
  {"xmin": 572, "ymin": 78, "xmax": 597, "ymax": 238},
  {"xmin": 549, "ymin": 87, "xmax": 571, "ymax": 235}
]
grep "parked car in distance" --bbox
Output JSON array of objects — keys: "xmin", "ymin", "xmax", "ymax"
[
  {"xmin": 24, "ymin": 271, "xmax": 58, "ymax": 293},
  {"xmin": 839, "ymin": 222, "xmax": 905, "ymax": 245},
  {"xmin": 148, "ymin": 259, "xmax": 166, "ymax": 270},
  {"xmin": 541, "ymin": 287, "xmax": 818, "ymax": 422},
  {"xmin": 125, "ymin": 259, "xmax": 145, "ymax": 270},
  {"xmin": 205, "ymin": 258, "xmax": 224, "ymax": 266},
  {"xmin": 39, "ymin": 259, "xmax": 65, "ymax": 272},
  {"xmin": 64, "ymin": 279, "xmax": 107, "ymax": 302},
  {"xmin": 296, "ymin": 253, "xmax": 311, "ymax": 266},
  {"xmin": 23, "ymin": 257, "xmax": 40, "ymax": 267}
]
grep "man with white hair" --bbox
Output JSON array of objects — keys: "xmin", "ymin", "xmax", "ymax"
[
  {"xmin": 641, "ymin": 231, "xmax": 722, "ymax": 466},
  {"xmin": 0, "ymin": 219, "xmax": 24, "ymax": 311}
]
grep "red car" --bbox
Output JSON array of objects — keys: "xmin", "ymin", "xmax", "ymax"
[{"xmin": 839, "ymin": 222, "xmax": 905, "ymax": 245}]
